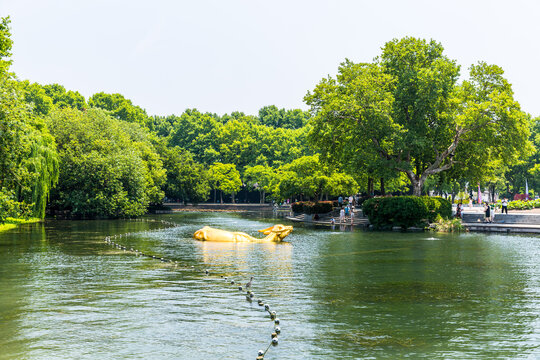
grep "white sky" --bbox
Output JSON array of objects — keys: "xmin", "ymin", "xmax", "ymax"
[{"xmin": 1, "ymin": 0, "xmax": 539, "ymax": 117}]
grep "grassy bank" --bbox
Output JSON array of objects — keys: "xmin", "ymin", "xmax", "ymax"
[{"xmin": 0, "ymin": 217, "xmax": 41, "ymax": 232}]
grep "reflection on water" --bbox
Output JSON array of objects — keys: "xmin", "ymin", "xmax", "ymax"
[{"xmin": 0, "ymin": 213, "xmax": 539, "ymax": 359}]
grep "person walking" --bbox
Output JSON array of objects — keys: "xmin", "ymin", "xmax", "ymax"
[
  {"xmin": 350, "ymin": 207, "xmax": 355, "ymax": 225},
  {"xmin": 338, "ymin": 196, "xmax": 343, "ymax": 207},
  {"xmin": 501, "ymin": 198, "xmax": 508, "ymax": 214},
  {"xmin": 456, "ymin": 202, "xmax": 463, "ymax": 219},
  {"xmin": 484, "ymin": 202, "xmax": 491, "ymax": 223},
  {"xmin": 339, "ymin": 207, "xmax": 345, "ymax": 224}
]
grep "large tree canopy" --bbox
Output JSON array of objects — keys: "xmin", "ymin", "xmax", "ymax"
[
  {"xmin": 47, "ymin": 108, "xmax": 165, "ymax": 218},
  {"xmin": 305, "ymin": 37, "xmax": 532, "ymax": 195},
  {"xmin": 0, "ymin": 17, "xmax": 59, "ymax": 220}
]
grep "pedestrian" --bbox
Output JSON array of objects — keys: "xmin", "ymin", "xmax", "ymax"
[
  {"xmin": 349, "ymin": 195, "xmax": 354, "ymax": 206},
  {"xmin": 344, "ymin": 204, "xmax": 350, "ymax": 218},
  {"xmin": 338, "ymin": 195, "xmax": 343, "ymax": 207},
  {"xmin": 484, "ymin": 202, "xmax": 491, "ymax": 223},
  {"xmin": 456, "ymin": 202, "xmax": 463, "ymax": 219},
  {"xmin": 350, "ymin": 207, "xmax": 355, "ymax": 224},
  {"xmin": 339, "ymin": 207, "xmax": 345, "ymax": 224},
  {"xmin": 501, "ymin": 198, "xmax": 508, "ymax": 214}
]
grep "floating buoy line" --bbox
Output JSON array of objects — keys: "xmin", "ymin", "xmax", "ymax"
[{"xmin": 103, "ymin": 218, "xmax": 281, "ymax": 359}]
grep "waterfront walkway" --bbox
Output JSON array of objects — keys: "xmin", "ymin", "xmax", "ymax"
[{"xmin": 460, "ymin": 208, "xmax": 540, "ymax": 234}]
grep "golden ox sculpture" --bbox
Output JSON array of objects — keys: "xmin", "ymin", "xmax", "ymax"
[{"xmin": 193, "ymin": 224, "xmax": 293, "ymax": 243}]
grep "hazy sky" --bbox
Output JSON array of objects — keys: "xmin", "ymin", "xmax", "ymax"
[{"xmin": 2, "ymin": 0, "xmax": 539, "ymax": 117}]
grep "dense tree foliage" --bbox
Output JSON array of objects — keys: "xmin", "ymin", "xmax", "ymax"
[
  {"xmin": 258, "ymin": 105, "xmax": 310, "ymax": 129},
  {"xmin": 0, "ymin": 17, "xmax": 59, "ymax": 221},
  {"xmin": 162, "ymin": 146, "xmax": 210, "ymax": 204},
  {"xmin": 244, "ymin": 165, "xmax": 275, "ymax": 204},
  {"xmin": 3, "ymin": 16, "xmax": 540, "ymax": 221},
  {"xmin": 208, "ymin": 163, "xmax": 242, "ymax": 203},
  {"xmin": 273, "ymin": 155, "xmax": 358, "ymax": 201},
  {"xmin": 46, "ymin": 108, "xmax": 165, "ymax": 217},
  {"xmin": 306, "ymin": 37, "xmax": 532, "ymax": 196},
  {"xmin": 89, "ymin": 92, "xmax": 150, "ymax": 127},
  {"xmin": 166, "ymin": 109, "xmax": 310, "ymax": 170}
]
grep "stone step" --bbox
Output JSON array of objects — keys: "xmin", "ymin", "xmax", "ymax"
[{"xmin": 462, "ymin": 213, "xmax": 540, "ymax": 224}]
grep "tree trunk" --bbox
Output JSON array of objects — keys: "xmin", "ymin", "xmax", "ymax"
[
  {"xmin": 214, "ymin": 189, "xmax": 216, "ymax": 203},
  {"xmin": 380, "ymin": 177, "xmax": 385, "ymax": 196},
  {"xmin": 231, "ymin": 191, "xmax": 235, "ymax": 204},
  {"xmin": 411, "ymin": 178, "xmax": 424, "ymax": 196},
  {"xmin": 367, "ymin": 177, "xmax": 374, "ymax": 196},
  {"xmin": 220, "ymin": 190, "xmax": 223, "ymax": 204}
]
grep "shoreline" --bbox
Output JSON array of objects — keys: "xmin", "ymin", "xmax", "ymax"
[{"xmin": 0, "ymin": 218, "xmax": 41, "ymax": 233}]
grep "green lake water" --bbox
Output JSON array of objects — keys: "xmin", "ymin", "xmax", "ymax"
[{"xmin": 0, "ymin": 212, "xmax": 539, "ymax": 359}]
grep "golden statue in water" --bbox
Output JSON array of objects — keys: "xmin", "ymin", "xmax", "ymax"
[{"xmin": 193, "ymin": 224, "xmax": 293, "ymax": 242}]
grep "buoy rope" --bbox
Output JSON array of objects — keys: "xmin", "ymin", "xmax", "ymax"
[{"xmin": 102, "ymin": 218, "xmax": 280, "ymax": 359}]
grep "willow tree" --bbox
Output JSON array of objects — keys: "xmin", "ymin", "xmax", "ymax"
[
  {"xmin": 0, "ymin": 17, "xmax": 59, "ymax": 219},
  {"xmin": 306, "ymin": 37, "xmax": 531, "ymax": 196}
]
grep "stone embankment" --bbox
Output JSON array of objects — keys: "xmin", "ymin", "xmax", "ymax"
[
  {"xmin": 461, "ymin": 210, "xmax": 540, "ymax": 234},
  {"xmin": 165, "ymin": 203, "xmax": 274, "ymax": 212}
]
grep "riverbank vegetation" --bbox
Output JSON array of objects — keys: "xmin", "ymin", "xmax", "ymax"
[
  {"xmin": 0, "ymin": 217, "xmax": 40, "ymax": 232},
  {"xmin": 362, "ymin": 196, "xmax": 452, "ymax": 229},
  {"xmin": 2, "ymin": 16, "xmax": 540, "ymax": 221}
]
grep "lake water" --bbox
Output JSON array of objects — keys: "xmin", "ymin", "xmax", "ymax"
[{"xmin": 0, "ymin": 212, "xmax": 539, "ymax": 359}]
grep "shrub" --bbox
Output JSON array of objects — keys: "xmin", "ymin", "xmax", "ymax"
[
  {"xmin": 0, "ymin": 190, "xmax": 33, "ymax": 224},
  {"xmin": 291, "ymin": 202, "xmax": 304, "ymax": 213},
  {"xmin": 423, "ymin": 196, "xmax": 452, "ymax": 222},
  {"xmin": 508, "ymin": 199, "xmax": 538, "ymax": 210},
  {"xmin": 433, "ymin": 217, "xmax": 465, "ymax": 232},
  {"xmin": 363, "ymin": 196, "xmax": 451, "ymax": 229},
  {"xmin": 357, "ymin": 195, "xmax": 372, "ymax": 208},
  {"xmin": 363, "ymin": 196, "xmax": 428, "ymax": 229},
  {"xmin": 291, "ymin": 201, "xmax": 333, "ymax": 214}
]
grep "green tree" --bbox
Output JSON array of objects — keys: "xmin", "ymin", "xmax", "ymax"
[
  {"xmin": 208, "ymin": 163, "xmax": 242, "ymax": 203},
  {"xmin": 306, "ymin": 37, "xmax": 532, "ymax": 196},
  {"xmin": 0, "ymin": 17, "xmax": 13, "ymax": 79},
  {"xmin": 20, "ymin": 81, "xmax": 54, "ymax": 116},
  {"xmin": 42, "ymin": 83, "xmax": 86, "ymax": 110},
  {"xmin": 258, "ymin": 105, "xmax": 309, "ymax": 129},
  {"xmin": 244, "ymin": 165, "xmax": 275, "ymax": 203},
  {"xmin": 88, "ymin": 92, "xmax": 150, "ymax": 126},
  {"xmin": 0, "ymin": 18, "xmax": 59, "ymax": 219},
  {"xmin": 47, "ymin": 108, "xmax": 164, "ymax": 218},
  {"xmin": 162, "ymin": 146, "xmax": 210, "ymax": 204}
]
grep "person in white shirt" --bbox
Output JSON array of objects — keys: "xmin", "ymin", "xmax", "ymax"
[{"xmin": 501, "ymin": 198, "xmax": 508, "ymax": 214}]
